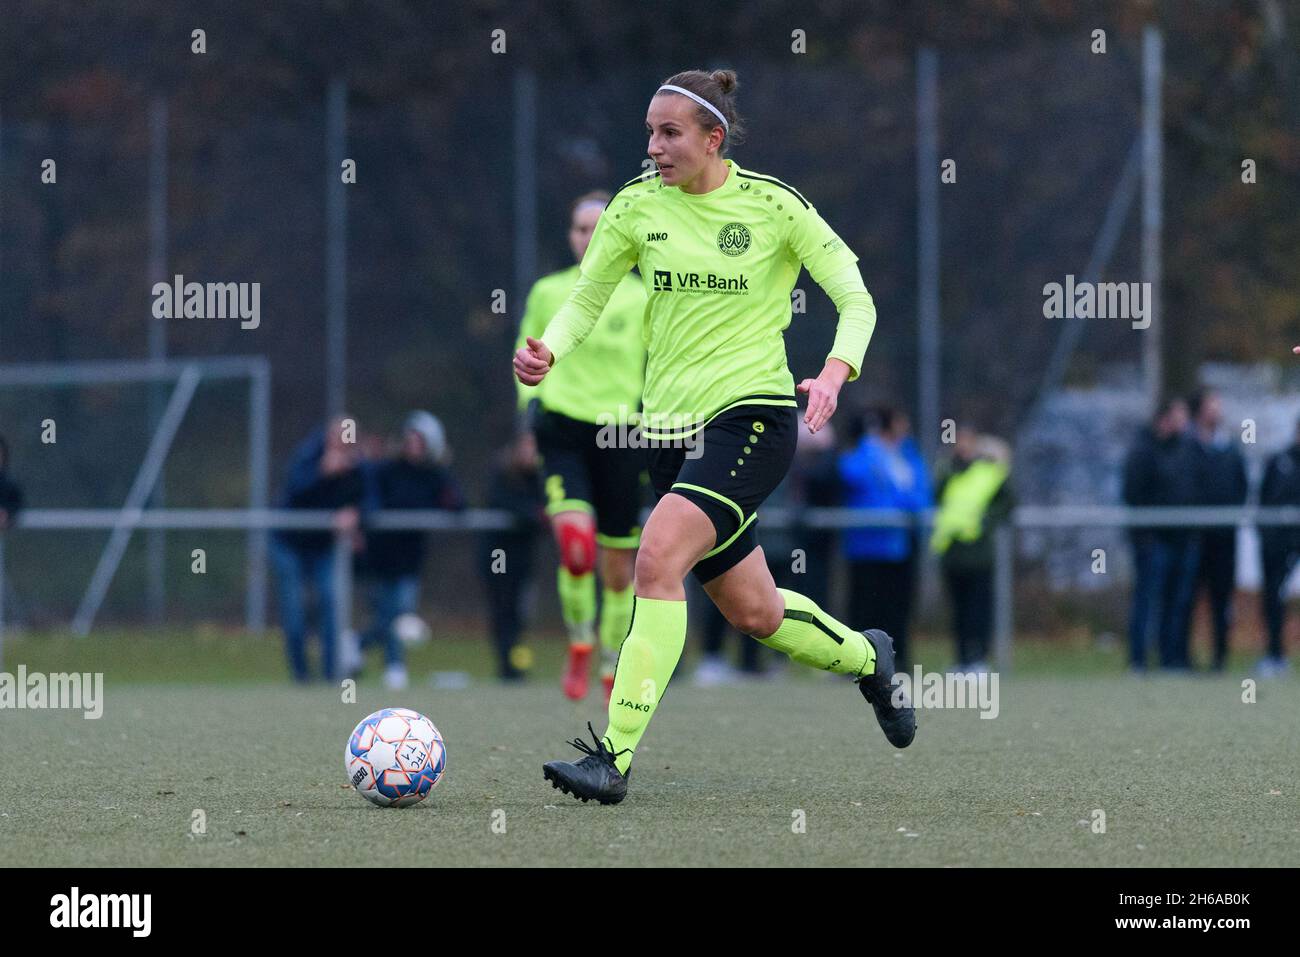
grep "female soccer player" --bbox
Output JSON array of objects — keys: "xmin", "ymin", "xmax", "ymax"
[
  {"xmin": 515, "ymin": 69, "xmax": 915, "ymax": 804},
  {"xmin": 516, "ymin": 191, "xmax": 648, "ymax": 702}
]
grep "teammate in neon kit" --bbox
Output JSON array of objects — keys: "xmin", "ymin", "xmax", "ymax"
[
  {"xmin": 515, "ymin": 69, "xmax": 916, "ymax": 804},
  {"xmin": 516, "ymin": 191, "xmax": 648, "ymax": 703}
]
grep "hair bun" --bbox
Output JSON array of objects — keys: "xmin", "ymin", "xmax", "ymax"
[{"xmin": 711, "ymin": 69, "xmax": 738, "ymax": 95}]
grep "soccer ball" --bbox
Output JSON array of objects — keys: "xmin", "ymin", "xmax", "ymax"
[
  {"xmin": 345, "ymin": 707, "xmax": 446, "ymax": 807},
  {"xmin": 393, "ymin": 613, "xmax": 431, "ymax": 646}
]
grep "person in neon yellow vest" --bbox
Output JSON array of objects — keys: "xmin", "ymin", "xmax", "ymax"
[
  {"xmin": 931, "ymin": 429, "xmax": 1014, "ymax": 672},
  {"xmin": 515, "ymin": 190, "xmax": 649, "ymax": 704}
]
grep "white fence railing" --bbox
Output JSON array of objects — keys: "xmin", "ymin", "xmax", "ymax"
[{"xmin": 2, "ymin": 506, "xmax": 1296, "ymax": 671}]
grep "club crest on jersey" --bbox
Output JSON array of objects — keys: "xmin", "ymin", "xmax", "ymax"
[{"xmin": 717, "ymin": 222, "xmax": 751, "ymax": 257}]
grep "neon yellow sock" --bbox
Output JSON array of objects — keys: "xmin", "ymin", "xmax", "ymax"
[
  {"xmin": 602, "ymin": 596, "xmax": 686, "ymax": 774},
  {"xmin": 599, "ymin": 583, "xmax": 634, "ymax": 673},
  {"xmin": 557, "ymin": 566, "xmax": 596, "ymax": 645},
  {"xmin": 754, "ymin": 588, "xmax": 873, "ymax": 677}
]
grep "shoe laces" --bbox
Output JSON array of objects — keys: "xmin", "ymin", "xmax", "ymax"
[
  {"xmin": 858, "ymin": 670, "xmax": 899, "ymax": 705},
  {"xmin": 566, "ymin": 722, "xmax": 631, "ymax": 768}
]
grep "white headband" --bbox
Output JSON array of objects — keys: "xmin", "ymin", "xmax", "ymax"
[{"xmin": 656, "ymin": 84, "xmax": 729, "ymax": 134}]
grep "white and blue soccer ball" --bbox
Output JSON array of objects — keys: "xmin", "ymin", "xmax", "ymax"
[{"xmin": 345, "ymin": 708, "xmax": 446, "ymax": 807}]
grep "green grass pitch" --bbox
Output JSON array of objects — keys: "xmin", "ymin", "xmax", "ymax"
[{"xmin": 0, "ymin": 630, "xmax": 1296, "ymax": 867}]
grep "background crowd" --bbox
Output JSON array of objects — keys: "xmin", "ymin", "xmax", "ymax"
[
  {"xmin": 249, "ymin": 403, "xmax": 1024, "ymax": 686},
  {"xmin": 1122, "ymin": 386, "xmax": 1295, "ymax": 677},
  {"xmin": 5, "ymin": 385, "xmax": 1296, "ymax": 685}
]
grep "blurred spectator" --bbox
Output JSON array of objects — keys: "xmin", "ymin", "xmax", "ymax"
[
  {"xmin": 839, "ymin": 407, "xmax": 931, "ymax": 673},
  {"xmin": 691, "ymin": 423, "xmax": 840, "ymax": 685},
  {"xmin": 0, "ymin": 436, "xmax": 22, "ymax": 531},
  {"xmin": 1256, "ymin": 417, "xmax": 1300, "ymax": 678},
  {"xmin": 931, "ymin": 429, "xmax": 1014, "ymax": 673},
  {"xmin": 271, "ymin": 417, "xmax": 364, "ymax": 683},
  {"xmin": 0, "ymin": 436, "xmax": 23, "ymax": 630},
  {"xmin": 1121, "ymin": 397, "xmax": 1201, "ymax": 671},
  {"xmin": 1187, "ymin": 388, "xmax": 1247, "ymax": 671},
  {"xmin": 478, "ymin": 431, "xmax": 545, "ymax": 682},
  {"xmin": 357, "ymin": 411, "xmax": 465, "ymax": 690},
  {"xmin": 792, "ymin": 421, "xmax": 844, "ymax": 610}
]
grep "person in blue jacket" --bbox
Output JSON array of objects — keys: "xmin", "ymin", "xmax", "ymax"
[
  {"xmin": 839, "ymin": 406, "xmax": 932, "ymax": 672},
  {"xmin": 271, "ymin": 418, "xmax": 364, "ymax": 683}
]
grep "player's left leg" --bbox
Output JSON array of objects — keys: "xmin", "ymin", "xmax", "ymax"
[
  {"xmin": 704, "ymin": 546, "xmax": 916, "ymax": 748},
  {"xmin": 595, "ymin": 545, "xmax": 635, "ymax": 704}
]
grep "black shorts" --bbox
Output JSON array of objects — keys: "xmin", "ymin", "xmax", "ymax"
[
  {"xmin": 647, "ymin": 403, "xmax": 798, "ymax": 583},
  {"xmin": 534, "ymin": 408, "xmax": 645, "ymax": 548}
]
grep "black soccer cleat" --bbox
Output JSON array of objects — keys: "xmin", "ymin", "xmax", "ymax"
[
  {"xmin": 542, "ymin": 722, "xmax": 631, "ymax": 805},
  {"xmin": 856, "ymin": 629, "xmax": 917, "ymax": 749}
]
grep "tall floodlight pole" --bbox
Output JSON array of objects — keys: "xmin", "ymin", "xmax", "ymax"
[
  {"xmin": 146, "ymin": 96, "xmax": 169, "ymax": 624},
  {"xmin": 326, "ymin": 78, "xmax": 349, "ymax": 419},
  {"xmin": 917, "ymin": 47, "xmax": 940, "ymax": 465},
  {"xmin": 1141, "ymin": 27, "xmax": 1163, "ymax": 413},
  {"xmin": 514, "ymin": 69, "xmax": 538, "ymax": 332}
]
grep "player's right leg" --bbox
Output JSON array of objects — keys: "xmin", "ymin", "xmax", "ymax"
[{"xmin": 543, "ymin": 493, "xmax": 714, "ymax": 804}]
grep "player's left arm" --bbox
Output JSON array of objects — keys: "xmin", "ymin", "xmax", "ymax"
[{"xmin": 786, "ymin": 201, "xmax": 877, "ymax": 434}]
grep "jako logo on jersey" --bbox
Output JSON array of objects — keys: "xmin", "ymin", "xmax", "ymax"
[
  {"xmin": 616, "ymin": 698, "xmax": 651, "ymax": 712},
  {"xmin": 717, "ymin": 222, "xmax": 751, "ymax": 256},
  {"xmin": 646, "ymin": 232, "xmax": 668, "ymax": 242}
]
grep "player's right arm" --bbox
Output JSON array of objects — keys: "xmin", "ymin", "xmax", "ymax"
[
  {"xmin": 515, "ymin": 282, "xmax": 548, "ymax": 405},
  {"xmin": 514, "ymin": 335, "xmax": 554, "ymax": 386},
  {"xmin": 513, "ymin": 195, "xmax": 639, "ymax": 386}
]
